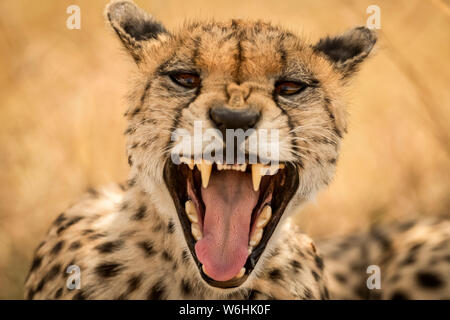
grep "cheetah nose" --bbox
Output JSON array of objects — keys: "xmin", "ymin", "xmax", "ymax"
[{"xmin": 209, "ymin": 106, "xmax": 261, "ymax": 132}]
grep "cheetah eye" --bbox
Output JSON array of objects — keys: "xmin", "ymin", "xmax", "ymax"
[
  {"xmin": 275, "ymin": 81, "xmax": 306, "ymax": 96},
  {"xmin": 169, "ymin": 73, "xmax": 201, "ymax": 89}
]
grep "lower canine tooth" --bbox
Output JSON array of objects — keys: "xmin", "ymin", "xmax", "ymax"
[
  {"xmin": 256, "ymin": 205, "xmax": 272, "ymax": 228},
  {"xmin": 191, "ymin": 223, "xmax": 203, "ymax": 241},
  {"xmin": 185, "ymin": 200, "xmax": 198, "ymax": 223},
  {"xmin": 249, "ymin": 228, "xmax": 263, "ymax": 246},
  {"xmin": 234, "ymin": 268, "xmax": 245, "ymax": 279}
]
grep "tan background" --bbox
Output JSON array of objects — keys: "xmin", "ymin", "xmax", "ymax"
[{"xmin": 0, "ymin": 0, "xmax": 449, "ymax": 299}]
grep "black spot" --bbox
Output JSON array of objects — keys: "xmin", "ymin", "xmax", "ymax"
[
  {"xmin": 128, "ymin": 155, "xmax": 133, "ymax": 167},
  {"xmin": 247, "ymin": 289, "xmax": 261, "ymax": 300},
  {"xmin": 290, "ymin": 260, "xmax": 302, "ymax": 272},
  {"xmin": 95, "ymin": 240, "xmax": 124, "ymax": 254},
  {"xmin": 399, "ymin": 253, "xmax": 416, "ymax": 266},
  {"xmin": 82, "ymin": 229, "xmax": 94, "ymax": 235},
  {"xmin": 26, "ymin": 289, "xmax": 35, "ymax": 300},
  {"xmin": 54, "ymin": 287, "xmax": 63, "ymax": 299},
  {"xmin": 161, "ymin": 250, "xmax": 173, "ymax": 262},
  {"xmin": 416, "ymin": 271, "xmax": 444, "ymax": 289},
  {"xmin": 167, "ymin": 220, "xmax": 175, "ymax": 234},
  {"xmin": 315, "ymin": 256, "xmax": 324, "ymax": 270},
  {"xmin": 311, "ymin": 270, "xmax": 320, "ymax": 282},
  {"xmin": 334, "ymin": 272, "xmax": 347, "ymax": 284},
  {"xmin": 69, "ymin": 241, "xmax": 82, "ymax": 251},
  {"xmin": 181, "ymin": 249, "xmax": 190, "ymax": 264},
  {"xmin": 50, "ymin": 240, "xmax": 65, "ymax": 256},
  {"xmin": 35, "ymin": 278, "xmax": 46, "ymax": 293},
  {"xmin": 127, "ymin": 274, "xmax": 143, "ymax": 293},
  {"xmin": 46, "ymin": 264, "xmax": 61, "ymax": 281},
  {"xmin": 29, "ymin": 256, "xmax": 43, "ymax": 273},
  {"xmin": 72, "ymin": 290, "xmax": 87, "ymax": 300},
  {"xmin": 65, "ymin": 216, "xmax": 83, "ymax": 228},
  {"xmin": 88, "ymin": 233, "xmax": 106, "ymax": 240},
  {"xmin": 180, "ymin": 279, "xmax": 192, "ymax": 296},
  {"xmin": 54, "ymin": 213, "xmax": 67, "ymax": 226},
  {"xmin": 323, "ymin": 286, "xmax": 330, "ymax": 299},
  {"xmin": 390, "ymin": 290, "xmax": 409, "ymax": 300},
  {"xmin": 303, "ymin": 287, "xmax": 314, "ymax": 299},
  {"xmin": 268, "ymin": 269, "xmax": 283, "ymax": 281},
  {"xmin": 95, "ymin": 262, "xmax": 125, "ymax": 278},
  {"xmin": 354, "ymin": 284, "xmax": 368, "ymax": 299},
  {"xmin": 87, "ymin": 188, "xmax": 99, "ymax": 198},
  {"xmin": 132, "ymin": 205, "xmax": 147, "ymax": 220},
  {"xmin": 147, "ymin": 280, "xmax": 166, "ymax": 300},
  {"xmin": 137, "ymin": 240, "xmax": 155, "ymax": 257}
]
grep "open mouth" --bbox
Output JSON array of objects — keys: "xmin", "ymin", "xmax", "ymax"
[{"xmin": 163, "ymin": 157, "xmax": 299, "ymax": 288}]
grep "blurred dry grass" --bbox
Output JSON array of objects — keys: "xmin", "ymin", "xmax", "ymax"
[{"xmin": 0, "ymin": 0, "xmax": 449, "ymax": 299}]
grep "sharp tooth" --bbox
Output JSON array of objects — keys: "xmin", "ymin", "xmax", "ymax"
[
  {"xmin": 187, "ymin": 161, "xmax": 194, "ymax": 170},
  {"xmin": 233, "ymin": 268, "xmax": 245, "ymax": 279},
  {"xmin": 191, "ymin": 223, "xmax": 203, "ymax": 241},
  {"xmin": 217, "ymin": 163, "xmax": 223, "ymax": 171},
  {"xmin": 251, "ymin": 164, "xmax": 263, "ymax": 191},
  {"xmin": 185, "ymin": 200, "xmax": 198, "ymax": 223},
  {"xmin": 256, "ymin": 205, "xmax": 272, "ymax": 228},
  {"xmin": 249, "ymin": 228, "xmax": 263, "ymax": 246},
  {"xmin": 200, "ymin": 160, "xmax": 212, "ymax": 188}
]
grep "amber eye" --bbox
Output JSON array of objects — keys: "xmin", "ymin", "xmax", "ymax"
[
  {"xmin": 275, "ymin": 81, "xmax": 306, "ymax": 96},
  {"xmin": 170, "ymin": 73, "xmax": 201, "ymax": 89}
]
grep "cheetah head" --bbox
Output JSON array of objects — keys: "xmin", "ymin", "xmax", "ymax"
[{"xmin": 107, "ymin": 0, "xmax": 376, "ymax": 290}]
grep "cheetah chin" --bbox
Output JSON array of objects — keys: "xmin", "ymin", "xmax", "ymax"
[{"xmin": 164, "ymin": 160, "xmax": 299, "ymax": 288}]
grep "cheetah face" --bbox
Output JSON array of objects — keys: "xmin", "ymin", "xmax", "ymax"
[{"xmin": 107, "ymin": 1, "xmax": 376, "ymax": 289}]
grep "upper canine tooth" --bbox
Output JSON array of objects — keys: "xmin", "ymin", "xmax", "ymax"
[
  {"xmin": 191, "ymin": 223, "xmax": 203, "ymax": 241},
  {"xmin": 251, "ymin": 164, "xmax": 263, "ymax": 191},
  {"xmin": 256, "ymin": 205, "xmax": 272, "ymax": 228},
  {"xmin": 249, "ymin": 228, "xmax": 263, "ymax": 246},
  {"xmin": 199, "ymin": 161, "xmax": 212, "ymax": 188},
  {"xmin": 185, "ymin": 200, "xmax": 198, "ymax": 223}
]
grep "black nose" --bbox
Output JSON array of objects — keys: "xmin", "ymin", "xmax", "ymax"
[{"xmin": 209, "ymin": 106, "xmax": 260, "ymax": 132}]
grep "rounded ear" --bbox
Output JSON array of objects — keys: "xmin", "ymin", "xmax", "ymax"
[
  {"xmin": 105, "ymin": 0, "xmax": 168, "ymax": 63},
  {"xmin": 313, "ymin": 27, "xmax": 377, "ymax": 78}
]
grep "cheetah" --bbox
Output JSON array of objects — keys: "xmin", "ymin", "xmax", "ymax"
[{"xmin": 24, "ymin": 0, "xmax": 449, "ymax": 300}]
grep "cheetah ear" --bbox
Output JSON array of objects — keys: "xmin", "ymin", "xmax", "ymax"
[
  {"xmin": 106, "ymin": 0, "xmax": 168, "ymax": 63},
  {"xmin": 313, "ymin": 27, "xmax": 377, "ymax": 78}
]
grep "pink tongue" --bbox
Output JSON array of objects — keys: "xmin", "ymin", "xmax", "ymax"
[{"xmin": 195, "ymin": 170, "xmax": 259, "ymax": 281}]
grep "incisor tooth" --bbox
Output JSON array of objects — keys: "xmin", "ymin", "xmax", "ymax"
[
  {"xmin": 199, "ymin": 161, "xmax": 212, "ymax": 188},
  {"xmin": 233, "ymin": 268, "xmax": 246, "ymax": 279},
  {"xmin": 252, "ymin": 164, "xmax": 263, "ymax": 191},
  {"xmin": 185, "ymin": 200, "xmax": 198, "ymax": 223},
  {"xmin": 191, "ymin": 223, "xmax": 203, "ymax": 241},
  {"xmin": 256, "ymin": 205, "xmax": 272, "ymax": 228},
  {"xmin": 249, "ymin": 228, "xmax": 263, "ymax": 246}
]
